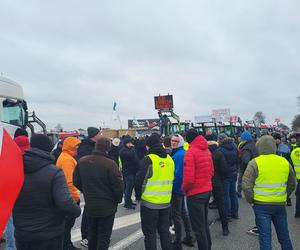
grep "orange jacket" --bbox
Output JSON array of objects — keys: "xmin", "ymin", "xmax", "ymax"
[{"xmin": 56, "ymin": 137, "xmax": 81, "ymax": 201}]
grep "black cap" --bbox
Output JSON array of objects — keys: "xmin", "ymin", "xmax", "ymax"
[
  {"xmin": 146, "ymin": 133, "xmax": 161, "ymax": 148},
  {"xmin": 14, "ymin": 128, "xmax": 28, "ymax": 138},
  {"xmin": 30, "ymin": 134, "xmax": 54, "ymax": 152},
  {"xmin": 186, "ymin": 129, "xmax": 199, "ymax": 144},
  {"xmin": 87, "ymin": 127, "xmax": 100, "ymax": 138}
]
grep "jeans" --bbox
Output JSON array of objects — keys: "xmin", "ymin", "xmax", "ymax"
[
  {"xmin": 63, "ymin": 216, "xmax": 76, "ymax": 250},
  {"xmin": 254, "ymin": 204, "xmax": 293, "ymax": 250},
  {"xmin": 171, "ymin": 194, "xmax": 193, "ymax": 242},
  {"xmin": 187, "ymin": 192, "xmax": 212, "ymax": 250},
  {"xmin": 124, "ymin": 174, "xmax": 135, "ymax": 207},
  {"xmin": 88, "ymin": 214, "xmax": 115, "ymax": 250},
  {"xmin": 295, "ymin": 181, "xmax": 300, "ymax": 216},
  {"xmin": 212, "ymin": 185, "xmax": 228, "ymax": 227},
  {"xmin": 223, "ymin": 175, "xmax": 239, "ymax": 218},
  {"xmin": 81, "ymin": 206, "xmax": 89, "ymax": 240},
  {"xmin": 16, "ymin": 235, "xmax": 63, "ymax": 250},
  {"xmin": 5, "ymin": 215, "xmax": 16, "ymax": 250},
  {"xmin": 140, "ymin": 205, "xmax": 172, "ymax": 250}
]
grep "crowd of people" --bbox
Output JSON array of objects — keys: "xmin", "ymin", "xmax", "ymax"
[{"xmin": 1, "ymin": 126, "xmax": 300, "ymax": 250}]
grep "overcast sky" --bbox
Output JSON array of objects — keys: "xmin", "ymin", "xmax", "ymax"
[{"xmin": 1, "ymin": 0, "xmax": 299, "ymax": 130}]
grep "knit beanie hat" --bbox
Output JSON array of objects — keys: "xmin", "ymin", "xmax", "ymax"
[
  {"xmin": 217, "ymin": 133, "xmax": 228, "ymax": 143},
  {"xmin": 240, "ymin": 131, "xmax": 253, "ymax": 141},
  {"xmin": 14, "ymin": 128, "xmax": 28, "ymax": 138},
  {"xmin": 95, "ymin": 136, "xmax": 111, "ymax": 152},
  {"xmin": 146, "ymin": 133, "xmax": 161, "ymax": 148},
  {"xmin": 186, "ymin": 129, "xmax": 199, "ymax": 144},
  {"xmin": 30, "ymin": 134, "xmax": 54, "ymax": 152},
  {"xmin": 87, "ymin": 127, "xmax": 100, "ymax": 139}
]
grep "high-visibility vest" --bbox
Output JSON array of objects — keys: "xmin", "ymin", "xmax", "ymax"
[
  {"xmin": 290, "ymin": 143, "xmax": 298, "ymax": 151},
  {"xmin": 291, "ymin": 147, "xmax": 300, "ymax": 180},
  {"xmin": 141, "ymin": 154, "xmax": 174, "ymax": 205},
  {"xmin": 254, "ymin": 154, "xmax": 289, "ymax": 203},
  {"xmin": 184, "ymin": 142, "xmax": 189, "ymax": 151}
]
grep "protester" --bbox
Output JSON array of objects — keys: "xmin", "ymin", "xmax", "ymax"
[
  {"xmin": 206, "ymin": 134, "xmax": 229, "ymax": 236},
  {"xmin": 56, "ymin": 136, "xmax": 81, "ymax": 250},
  {"xmin": 218, "ymin": 133, "xmax": 239, "ymax": 221},
  {"xmin": 273, "ymin": 133, "xmax": 293, "ymax": 207},
  {"xmin": 109, "ymin": 138, "xmax": 121, "ymax": 166},
  {"xmin": 135, "ymin": 133, "xmax": 175, "ymax": 250},
  {"xmin": 134, "ymin": 137, "xmax": 147, "ymax": 160},
  {"xmin": 13, "ymin": 134, "xmax": 81, "ymax": 250},
  {"xmin": 182, "ymin": 129, "xmax": 214, "ymax": 250},
  {"xmin": 290, "ymin": 145, "xmax": 300, "ymax": 218},
  {"xmin": 52, "ymin": 140, "xmax": 63, "ymax": 164},
  {"xmin": 243, "ymin": 135, "xmax": 296, "ymax": 250},
  {"xmin": 170, "ymin": 134, "xmax": 194, "ymax": 250},
  {"xmin": 119, "ymin": 136, "xmax": 140, "ymax": 209},
  {"xmin": 74, "ymin": 136, "xmax": 123, "ymax": 250},
  {"xmin": 289, "ymin": 134, "xmax": 299, "ymax": 152},
  {"xmin": 76, "ymin": 126, "xmax": 101, "ymax": 247}
]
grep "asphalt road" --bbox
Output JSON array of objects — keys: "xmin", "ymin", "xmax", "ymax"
[{"xmin": 2, "ymin": 195, "xmax": 300, "ymax": 250}]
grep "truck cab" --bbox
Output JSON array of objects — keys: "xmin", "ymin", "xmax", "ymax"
[{"xmin": 0, "ymin": 76, "xmax": 28, "ymax": 136}]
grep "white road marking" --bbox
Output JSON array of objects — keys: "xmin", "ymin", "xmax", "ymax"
[
  {"xmin": 108, "ymin": 229, "xmax": 143, "ymax": 250},
  {"xmin": 71, "ymin": 212, "xmax": 141, "ymax": 242}
]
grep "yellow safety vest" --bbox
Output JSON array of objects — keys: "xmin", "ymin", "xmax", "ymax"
[
  {"xmin": 141, "ymin": 154, "xmax": 174, "ymax": 205},
  {"xmin": 291, "ymin": 147, "xmax": 300, "ymax": 180},
  {"xmin": 183, "ymin": 142, "xmax": 189, "ymax": 151},
  {"xmin": 254, "ymin": 154, "xmax": 289, "ymax": 203}
]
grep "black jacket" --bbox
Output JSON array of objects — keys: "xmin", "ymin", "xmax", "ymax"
[
  {"xmin": 74, "ymin": 150, "xmax": 123, "ymax": 218},
  {"xmin": 239, "ymin": 140, "xmax": 257, "ymax": 171},
  {"xmin": 108, "ymin": 145, "xmax": 120, "ymax": 166},
  {"xmin": 219, "ymin": 138, "xmax": 239, "ymax": 177},
  {"xmin": 208, "ymin": 142, "xmax": 227, "ymax": 187},
  {"xmin": 135, "ymin": 139, "xmax": 147, "ymax": 160},
  {"xmin": 135, "ymin": 144, "xmax": 167, "ymax": 200},
  {"xmin": 13, "ymin": 148, "xmax": 81, "ymax": 242},
  {"xmin": 119, "ymin": 146, "xmax": 140, "ymax": 176},
  {"xmin": 77, "ymin": 138, "xmax": 95, "ymax": 160}
]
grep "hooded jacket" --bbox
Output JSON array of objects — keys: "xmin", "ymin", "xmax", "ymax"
[
  {"xmin": 74, "ymin": 139, "xmax": 123, "ymax": 218},
  {"xmin": 171, "ymin": 146, "xmax": 185, "ymax": 196},
  {"xmin": 182, "ymin": 135, "xmax": 214, "ymax": 197},
  {"xmin": 219, "ymin": 138, "xmax": 239, "ymax": 177},
  {"xmin": 242, "ymin": 136, "xmax": 296, "ymax": 205},
  {"xmin": 208, "ymin": 141, "xmax": 227, "ymax": 187},
  {"xmin": 56, "ymin": 137, "xmax": 81, "ymax": 201},
  {"xmin": 13, "ymin": 148, "xmax": 81, "ymax": 241},
  {"xmin": 239, "ymin": 140, "xmax": 257, "ymax": 171}
]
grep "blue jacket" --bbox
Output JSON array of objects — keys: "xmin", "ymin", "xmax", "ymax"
[
  {"xmin": 219, "ymin": 139, "xmax": 239, "ymax": 178},
  {"xmin": 171, "ymin": 146, "xmax": 185, "ymax": 196}
]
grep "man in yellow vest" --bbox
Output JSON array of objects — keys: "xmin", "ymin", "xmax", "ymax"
[
  {"xmin": 242, "ymin": 135, "xmax": 296, "ymax": 250},
  {"xmin": 135, "ymin": 133, "xmax": 175, "ymax": 250},
  {"xmin": 291, "ymin": 145, "xmax": 300, "ymax": 217}
]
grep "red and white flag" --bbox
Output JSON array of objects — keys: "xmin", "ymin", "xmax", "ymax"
[{"xmin": 0, "ymin": 124, "xmax": 24, "ymax": 235}]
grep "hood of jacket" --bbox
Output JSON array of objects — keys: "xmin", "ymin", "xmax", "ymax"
[
  {"xmin": 256, "ymin": 135, "xmax": 277, "ymax": 155},
  {"xmin": 240, "ymin": 140, "xmax": 256, "ymax": 151},
  {"xmin": 189, "ymin": 135, "xmax": 208, "ymax": 151},
  {"xmin": 80, "ymin": 138, "xmax": 95, "ymax": 147},
  {"xmin": 23, "ymin": 148, "xmax": 54, "ymax": 173},
  {"xmin": 207, "ymin": 141, "xmax": 219, "ymax": 152},
  {"xmin": 219, "ymin": 138, "xmax": 235, "ymax": 151},
  {"xmin": 62, "ymin": 137, "xmax": 81, "ymax": 157},
  {"xmin": 14, "ymin": 135, "xmax": 30, "ymax": 154},
  {"xmin": 148, "ymin": 143, "xmax": 167, "ymax": 158}
]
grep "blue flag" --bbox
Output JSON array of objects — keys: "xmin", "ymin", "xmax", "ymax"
[{"xmin": 113, "ymin": 101, "xmax": 117, "ymax": 111}]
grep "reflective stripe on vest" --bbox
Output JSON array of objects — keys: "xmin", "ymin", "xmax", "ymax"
[
  {"xmin": 254, "ymin": 154, "xmax": 289, "ymax": 203},
  {"xmin": 291, "ymin": 147, "xmax": 300, "ymax": 180},
  {"xmin": 141, "ymin": 154, "xmax": 174, "ymax": 205}
]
